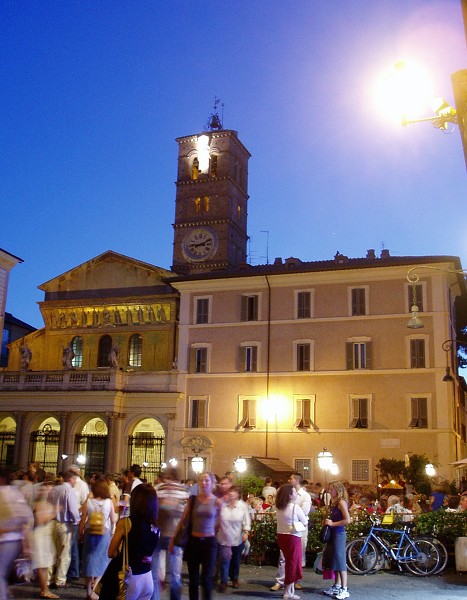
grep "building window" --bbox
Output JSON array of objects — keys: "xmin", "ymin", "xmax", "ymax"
[
  {"xmin": 204, "ymin": 196, "xmax": 210, "ymax": 212},
  {"xmin": 409, "ymin": 397, "xmax": 428, "ymax": 428},
  {"xmin": 296, "ymin": 290, "xmax": 312, "ymax": 319},
  {"xmin": 349, "ymin": 286, "xmax": 368, "ymax": 316},
  {"xmin": 194, "ymin": 197, "xmax": 201, "ymax": 212},
  {"xmin": 239, "ymin": 344, "xmax": 258, "ymax": 372},
  {"xmin": 294, "ymin": 458, "xmax": 312, "ymax": 480},
  {"xmin": 195, "ymin": 297, "xmax": 211, "ymax": 324},
  {"xmin": 351, "ymin": 459, "xmax": 370, "ymax": 482},
  {"xmin": 189, "ymin": 397, "xmax": 207, "ymax": 428},
  {"xmin": 71, "ymin": 336, "xmax": 83, "ymax": 368},
  {"xmin": 346, "ymin": 341, "xmax": 372, "ymax": 369},
  {"xmin": 129, "ymin": 334, "xmax": 142, "ymax": 367},
  {"xmin": 241, "ymin": 294, "xmax": 259, "ymax": 321},
  {"xmin": 210, "ymin": 155, "xmax": 217, "ymax": 177},
  {"xmin": 190, "ymin": 346, "xmax": 209, "ymax": 373},
  {"xmin": 296, "ymin": 343, "xmax": 311, "ymax": 371},
  {"xmin": 192, "ymin": 158, "xmax": 199, "ymax": 180},
  {"xmin": 410, "ymin": 339, "xmax": 426, "ymax": 368},
  {"xmin": 98, "ymin": 335, "xmax": 112, "ymax": 367},
  {"xmin": 294, "ymin": 396, "xmax": 315, "ymax": 428},
  {"xmin": 350, "ymin": 396, "xmax": 369, "ymax": 428},
  {"xmin": 407, "ymin": 284, "xmax": 424, "ymax": 313},
  {"xmin": 237, "ymin": 397, "xmax": 257, "ymax": 428}
]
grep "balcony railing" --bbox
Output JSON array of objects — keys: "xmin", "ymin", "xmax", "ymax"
[{"xmin": 0, "ymin": 368, "xmax": 179, "ymax": 393}]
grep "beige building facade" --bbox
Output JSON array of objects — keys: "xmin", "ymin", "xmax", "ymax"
[{"xmin": 170, "ymin": 255, "xmax": 467, "ymax": 485}]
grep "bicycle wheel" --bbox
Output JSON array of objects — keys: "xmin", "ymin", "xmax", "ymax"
[
  {"xmin": 410, "ymin": 535, "xmax": 448, "ymax": 574},
  {"xmin": 346, "ymin": 538, "xmax": 380, "ymax": 574},
  {"xmin": 402, "ymin": 537, "xmax": 441, "ymax": 576}
]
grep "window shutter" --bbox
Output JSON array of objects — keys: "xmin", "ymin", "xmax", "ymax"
[
  {"xmin": 239, "ymin": 346, "xmax": 246, "ymax": 372},
  {"xmin": 249, "ymin": 399, "xmax": 257, "ymax": 427},
  {"xmin": 189, "ymin": 348, "xmax": 196, "ymax": 373},
  {"xmin": 350, "ymin": 398, "xmax": 359, "ymax": 428},
  {"xmin": 346, "ymin": 343, "xmax": 354, "ymax": 370},
  {"xmin": 198, "ymin": 399, "xmax": 206, "ymax": 427},
  {"xmin": 295, "ymin": 398, "xmax": 303, "ymax": 427},
  {"xmin": 360, "ymin": 398, "xmax": 368, "ymax": 428},
  {"xmin": 365, "ymin": 342, "xmax": 372, "ymax": 369},
  {"xmin": 241, "ymin": 296, "xmax": 247, "ymax": 321},
  {"xmin": 419, "ymin": 398, "xmax": 428, "ymax": 428},
  {"xmin": 303, "ymin": 399, "xmax": 312, "ymax": 427},
  {"xmin": 409, "ymin": 397, "xmax": 419, "ymax": 427},
  {"xmin": 251, "ymin": 296, "xmax": 258, "ymax": 320},
  {"xmin": 251, "ymin": 346, "xmax": 258, "ymax": 372}
]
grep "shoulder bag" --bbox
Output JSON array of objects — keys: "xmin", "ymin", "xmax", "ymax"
[{"xmin": 172, "ymin": 496, "xmax": 194, "ymax": 549}]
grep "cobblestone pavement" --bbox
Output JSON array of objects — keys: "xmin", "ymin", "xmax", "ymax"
[{"xmin": 9, "ymin": 564, "xmax": 466, "ymax": 600}]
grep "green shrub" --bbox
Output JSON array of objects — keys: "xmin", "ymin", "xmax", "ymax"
[{"xmin": 414, "ymin": 510, "xmax": 467, "ymax": 543}]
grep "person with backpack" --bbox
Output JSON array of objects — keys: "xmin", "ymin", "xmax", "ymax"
[{"xmin": 79, "ymin": 479, "xmax": 117, "ymax": 600}]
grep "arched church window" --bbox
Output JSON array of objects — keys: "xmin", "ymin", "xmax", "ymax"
[
  {"xmin": 129, "ymin": 334, "xmax": 142, "ymax": 367},
  {"xmin": 210, "ymin": 155, "xmax": 217, "ymax": 177},
  {"xmin": 192, "ymin": 158, "xmax": 199, "ymax": 180},
  {"xmin": 194, "ymin": 197, "xmax": 201, "ymax": 213},
  {"xmin": 98, "ymin": 335, "xmax": 112, "ymax": 367},
  {"xmin": 71, "ymin": 336, "xmax": 83, "ymax": 368},
  {"xmin": 204, "ymin": 196, "xmax": 209, "ymax": 212}
]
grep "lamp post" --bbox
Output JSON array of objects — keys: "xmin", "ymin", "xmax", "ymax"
[
  {"xmin": 425, "ymin": 463, "xmax": 436, "ymax": 477},
  {"xmin": 318, "ymin": 447, "xmax": 334, "ymax": 494}
]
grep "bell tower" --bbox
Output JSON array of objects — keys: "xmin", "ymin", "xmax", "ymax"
[{"xmin": 171, "ymin": 105, "xmax": 251, "ymax": 274}]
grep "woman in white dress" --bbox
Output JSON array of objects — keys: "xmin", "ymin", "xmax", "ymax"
[{"xmin": 32, "ymin": 474, "xmax": 58, "ymax": 599}]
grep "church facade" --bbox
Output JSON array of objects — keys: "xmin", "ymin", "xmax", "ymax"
[{"xmin": 0, "ymin": 120, "xmax": 466, "ymax": 485}]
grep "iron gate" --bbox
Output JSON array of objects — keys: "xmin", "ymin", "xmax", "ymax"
[
  {"xmin": 0, "ymin": 431, "xmax": 16, "ymax": 468},
  {"xmin": 28, "ymin": 426, "xmax": 60, "ymax": 472},
  {"xmin": 74, "ymin": 434, "xmax": 107, "ymax": 479},
  {"xmin": 127, "ymin": 435, "xmax": 165, "ymax": 483}
]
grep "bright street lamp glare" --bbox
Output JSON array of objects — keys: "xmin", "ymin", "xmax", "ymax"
[{"xmin": 375, "ymin": 60, "xmax": 433, "ymax": 124}]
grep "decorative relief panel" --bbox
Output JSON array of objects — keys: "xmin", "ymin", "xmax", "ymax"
[{"xmin": 44, "ymin": 303, "xmax": 171, "ymax": 330}]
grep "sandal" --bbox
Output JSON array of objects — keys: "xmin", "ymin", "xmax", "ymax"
[{"xmin": 40, "ymin": 593, "xmax": 60, "ymax": 599}]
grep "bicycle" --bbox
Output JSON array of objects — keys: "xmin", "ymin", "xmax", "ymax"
[{"xmin": 346, "ymin": 514, "xmax": 443, "ymax": 576}]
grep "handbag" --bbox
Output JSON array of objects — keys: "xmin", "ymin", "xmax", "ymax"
[
  {"xmin": 319, "ymin": 524, "xmax": 331, "ymax": 543},
  {"xmin": 172, "ymin": 496, "xmax": 194, "ymax": 549}
]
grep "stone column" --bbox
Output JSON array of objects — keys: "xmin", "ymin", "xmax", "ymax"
[
  {"xmin": 105, "ymin": 412, "xmax": 118, "ymax": 473},
  {"xmin": 58, "ymin": 412, "xmax": 71, "ymax": 471},
  {"xmin": 13, "ymin": 411, "xmax": 26, "ymax": 468}
]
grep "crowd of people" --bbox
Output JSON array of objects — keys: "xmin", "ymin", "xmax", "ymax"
[{"xmin": 0, "ymin": 463, "xmax": 466, "ymax": 600}]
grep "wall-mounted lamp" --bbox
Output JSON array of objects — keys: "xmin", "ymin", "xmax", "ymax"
[
  {"xmin": 191, "ymin": 456, "xmax": 204, "ymax": 474},
  {"xmin": 425, "ymin": 463, "xmax": 436, "ymax": 477},
  {"xmin": 406, "ymin": 265, "xmax": 467, "ymax": 330}
]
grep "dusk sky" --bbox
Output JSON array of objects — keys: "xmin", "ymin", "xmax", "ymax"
[{"xmin": 2, "ymin": 0, "xmax": 466, "ymax": 329}]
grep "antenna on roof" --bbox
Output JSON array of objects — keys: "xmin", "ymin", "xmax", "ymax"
[
  {"xmin": 261, "ymin": 230, "xmax": 270, "ymax": 265},
  {"xmin": 205, "ymin": 96, "xmax": 224, "ymax": 131}
]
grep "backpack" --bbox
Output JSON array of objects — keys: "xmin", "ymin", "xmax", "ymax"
[{"xmin": 88, "ymin": 506, "xmax": 105, "ymax": 535}]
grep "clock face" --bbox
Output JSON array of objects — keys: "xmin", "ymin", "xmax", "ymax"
[{"xmin": 182, "ymin": 228, "xmax": 217, "ymax": 262}]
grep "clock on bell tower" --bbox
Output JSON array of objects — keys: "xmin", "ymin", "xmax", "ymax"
[{"xmin": 171, "ymin": 109, "xmax": 251, "ymax": 274}]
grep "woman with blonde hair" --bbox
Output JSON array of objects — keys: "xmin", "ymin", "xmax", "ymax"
[{"xmin": 322, "ymin": 481, "xmax": 351, "ymax": 600}]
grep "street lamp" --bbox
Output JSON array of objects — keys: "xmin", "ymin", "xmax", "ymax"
[
  {"xmin": 425, "ymin": 463, "xmax": 436, "ymax": 477},
  {"xmin": 234, "ymin": 457, "xmax": 247, "ymax": 474},
  {"xmin": 318, "ymin": 447, "xmax": 334, "ymax": 490}
]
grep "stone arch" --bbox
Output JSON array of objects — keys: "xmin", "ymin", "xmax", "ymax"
[
  {"xmin": 0, "ymin": 416, "xmax": 16, "ymax": 468},
  {"xmin": 127, "ymin": 417, "xmax": 166, "ymax": 483}
]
